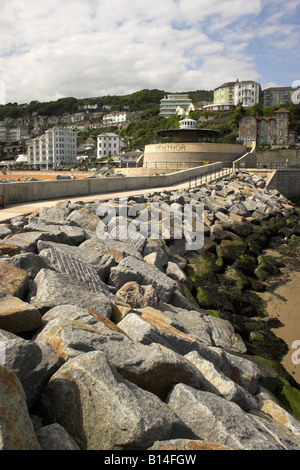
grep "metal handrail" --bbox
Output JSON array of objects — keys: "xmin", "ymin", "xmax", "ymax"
[{"xmin": 187, "ymin": 166, "xmax": 233, "ymax": 188}]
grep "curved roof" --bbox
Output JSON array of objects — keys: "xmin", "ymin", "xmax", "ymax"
[{"xmin": 156, "ymin": 127, "xmax": 220, "ymax": 142}]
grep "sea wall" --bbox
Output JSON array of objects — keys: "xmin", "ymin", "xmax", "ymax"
[
  {"xmin": 1, "ymin": 169, "xmax": 300, "ymax": 450},
  {"xmin": 257, "ymin": 149, "xmax": 300, "ymax": 165},
  {"xmin": 266, "ymin": 170, "xmax": 300, "ymax": 199},
  {"xmin": 0, "ymin": 162, "xmax": 224, "ymax": 205}
]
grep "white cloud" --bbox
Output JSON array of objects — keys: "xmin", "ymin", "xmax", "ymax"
[{"xmin": 0, "ymin": 0, "xmax": 299, "ymax": 103}]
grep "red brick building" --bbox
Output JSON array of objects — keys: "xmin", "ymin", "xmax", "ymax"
[{"xmin": 239, "ymin": 108, "xmax": 295, "ymax": 146}]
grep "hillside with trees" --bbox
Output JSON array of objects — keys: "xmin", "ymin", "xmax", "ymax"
[{"xmin": 0, "ymin": 89, "xmax": 299, "ymax": 154}]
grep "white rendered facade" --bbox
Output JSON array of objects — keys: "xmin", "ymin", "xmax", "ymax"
[
  {"xmin": 97, "ymin": 132, "xmax": 125, "ymax": 159},
  {"xmin": 160, "ymin": 94, "xmax": 193, "ymax": 118},
  {"xmin": 27, "ymin": 127, "xmax": 77, "ymax": 169},
  {"xmin": 234, "ymin": 80, "xmax": 261, "ymax": 107},
  {"xmin": 0, "ymin": 124, "xmax": 29, "ymax": 142},
  {"xmin": 102, "ymin": 112, "xmax": 133, "ymax": 127}
]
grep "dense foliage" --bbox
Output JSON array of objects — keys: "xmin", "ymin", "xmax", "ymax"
[{"xmin": 0, "ymin": 89, "xmax": 299, "ymax": 150}]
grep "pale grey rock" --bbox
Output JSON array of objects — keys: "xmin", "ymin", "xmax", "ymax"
[
  {"xmin": 148, "ymin": 438, "xmax": 233, "ymax": 450},
  {"xmin": 36, "ymin": 351, "xmax": 197, "ymax": 450},
  {"xmin": 66, "ymin": 207, "xmax": 101, "ymax": 231},
  {"xmin": 204, "ymin": 195, "xmax": 229, "ymax": 213},
  {"xmin": 185, "ymin": 351, "xmax": 258, "ymax": 411},
  {"xmin": 109, "ymin": 256, "xmax": 177, "ymax": 303},
  {"xmin": 214, "ymin": 211, "xmax": 234, "ymax": 225},
  {"xmin": 166, "ymin": 384, "xmax": 299, "ymax": 450},
  {"xmin": 31, "ymin": 269, "xmax": 112, "ymax": 317},
  {"xmin": 0, "ymin": 328, "xmax": 60, "ymax": 407},
  {"xmin": 209, "ymin": 223, "xmax": 241, "ymax": 243},
  {"xmin": 7, "ymin": 252, "xmax": 52, "ymax": 278},
  {"xmin": 251, "ymin": 209, "xmax": 269, "ymax": 221},
  {"xmin": 0, "ymin": 261, "xmax": 30, "ymax": 299},
  {"xmin": 142, "ymin": 238, "xmax": 170, "ymax": 266},
  {"xmin": 165, "ymin": 261, "xmax": 190, "ymax": 284},
  {"xmin": 228, "ymin": 221, "xmax": 253, "ymax": 237},
  {"xmin": 36, "ymin": 304, "xmax": 105, "ymax": 326},
  {"xmin": 0, "ymin": 295, "xmax": 42, "ymax": 334},
  {"xmin": 93, "ymin": 340, "xmax": 214, "ymax": 401},
  {"xmin": 229, "ymin": 203, "xmax": 251, "ymax": 218},
  {"xmin": 3, "ymin": 231, "xmax": 53, "ymax": 253},
  {"xmin": 32, "ymin": 307, "xmax": 131, "ymax": 363},
  {"xmin": 116, "ymin": 281, "xmax": 158, "ymax": 308},
  {"xmin": 243, "ymin": 198, "xmax": 260, "ymax": 213},
  {"xmin": 169, "ymin": 254, "xmax": 187, "ymax": 270},
  {"xmin": 79, "ymin": 238, "xmax": 143, "ymax": 262},
  {"xmin": 39, "ymin": 206, "xmax": 71, "ymax": 223},
  {"xmin": 249, "ymin": 412, "xmax": 300, "ymax": 450},
  {"xmin": 143, "ymin": 251, "xmax": 164, "ymax": 271},
  {"xmin": 37, "ymin": 239, "xmax": 115, "ymax": 282},
  {"xmin": 36, "ymin": 423, "xmax": 81, "ymax": 450},
  {"xmin": 25, "ymin": 221, "xmax": 85, "ymax": 245},
  {"xmin": 158, "ymin": 305, "xmax": 246, "ymax": 353},
  {"xmin": 108, "ymin": 222, "xmax": 147, "ymax": 252},
  {"xmin": 0, "ymin": 364, "xmax": 41, "ymax": 450},
  {"xmin": 204, "ymin": 314, "xmax": 247, "ymax": 353},
  {"xmin": 39, "ymin": 246, "xmax": 113, "ymax": 297},
  {"xmin": 157, "ymin": 305, "xmax": 212, "ymax": 346},
  {"xmin": 255, "ymin": 386, "xmax": 300, "ymax": 440},
  {"xmin": 10, "ymin": 216, "xmax": 28, "ymax": 228},
  {"xmin": 118, "ymin": 312, "xmax": 224, "ymax": 367},
  {"xmin": 220, "ymin": 351, "xmax": 261, "ymax": 395},
  {"xmin": 0, "ymin": 225, "xmax": 12, "ymax": 239}
]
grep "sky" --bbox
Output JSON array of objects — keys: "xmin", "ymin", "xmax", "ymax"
[{"xmin": 0, "ymin": 0, "xmax": 299, "ymax": 105}]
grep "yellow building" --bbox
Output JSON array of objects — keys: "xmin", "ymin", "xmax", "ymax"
[{"xmin": 213, "ymin": 82, "xmax": 235, "ymax": 106}]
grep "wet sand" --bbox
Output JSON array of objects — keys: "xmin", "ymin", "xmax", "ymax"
[{"xmin": 260, "ymin": 247, "xmax": 300, "ymax": 385}]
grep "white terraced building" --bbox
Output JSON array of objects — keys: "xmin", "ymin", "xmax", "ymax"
[
  {"xmin": 27, "ymin": 127, "xmax": 77, "ymax": 169},
  {"xmin": 234, "ymin": 80, "xmax": 261, "ymax": 107},
  {"xmin": 159, "ymin": 94, "xmax": 194, "ymax": 118},
  {"xmin": 97, "ymin": 132, "xmax": 125, "ymax": 159}
]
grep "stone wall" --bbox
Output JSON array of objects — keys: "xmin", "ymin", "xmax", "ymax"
[
  {"xmin": 257, "ymin": 149, "xmax": 300, "ymax": 165},
  {"xmin": 0, "ymin": 162, "xmax": 224, "ymax": 205},
  {"xmin": 267, "ymin": 170, "xmax": 300, "ymax": 199},
  {"xmin": 143, "ymin": 142, "xmax": 247, "ymax": 167}
]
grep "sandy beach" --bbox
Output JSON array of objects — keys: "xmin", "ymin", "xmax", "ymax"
[
  {"xmin": 260, "ymin": 247, "xmax": 300, "ymax": 385},
  {"xmin": 0, "ymin": 170, "xmax": 92, "ymax": 181}
]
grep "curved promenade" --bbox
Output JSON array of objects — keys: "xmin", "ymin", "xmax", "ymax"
[{"xmin": 0, "ymin": 163, "xmax": 230, "ymax": 222}]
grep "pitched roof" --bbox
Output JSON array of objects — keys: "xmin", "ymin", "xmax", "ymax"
[
  {"xmin": 214, "ymin": 82, "xmax": 236, "ymax": 90},
  {"xmin": 274, "ymin": 108, "xmax": 290, "ymax": 113}
]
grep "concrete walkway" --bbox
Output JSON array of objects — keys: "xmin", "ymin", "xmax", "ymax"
[{"xmin": 0, "ymin": 179, "xmax": 195, "ymax": 223}]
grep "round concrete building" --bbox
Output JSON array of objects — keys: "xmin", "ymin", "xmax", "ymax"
[{"xmin": 143, "ymin": 118, "xmax": 248, "ymax": 169}]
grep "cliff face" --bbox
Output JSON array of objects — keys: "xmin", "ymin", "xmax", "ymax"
[{"xmin": 0, "ymin": 169, "xmax": 300, "ymax": 450}]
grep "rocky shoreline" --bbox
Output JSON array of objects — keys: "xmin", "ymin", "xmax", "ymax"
[{"xmin": 0, "ymin": 169, "xmax": 300, "ymax": 450}]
